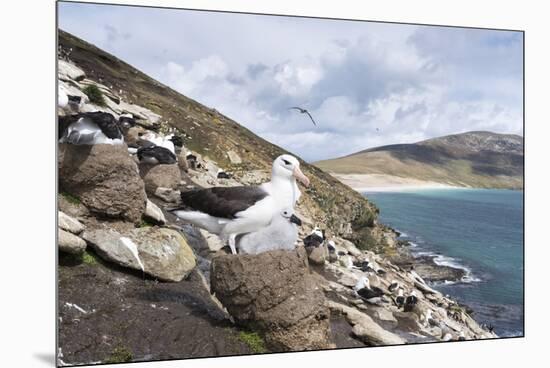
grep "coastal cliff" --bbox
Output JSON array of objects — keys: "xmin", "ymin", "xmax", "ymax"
[{"xmin": 57, "ymin": 30, "xmax": 496, "ymax": 365}]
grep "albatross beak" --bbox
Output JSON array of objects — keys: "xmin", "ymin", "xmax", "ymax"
[
  {"xmin": 292, "ymin": 166, "xmax": 310, "ymax": 187},
  {"xmin": 290, "ymin": 214, "xmax": 302, "ymax": 226}
]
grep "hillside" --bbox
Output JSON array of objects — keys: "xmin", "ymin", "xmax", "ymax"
[{"xmin": 315, "ymin": 131, "xmax": 524, "ymax": 190}]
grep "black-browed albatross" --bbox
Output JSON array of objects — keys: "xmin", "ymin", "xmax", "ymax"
[
  {"xmin": 171, "ymin": 154, "xmax": 310, "ymax": 254},
  {"xmin": 59, "ymin": 112, "xmax": 124, "ymax": 145},
  {"xmin": 236, "ymin": 207, "xmax": 302, "ymax": 254}
]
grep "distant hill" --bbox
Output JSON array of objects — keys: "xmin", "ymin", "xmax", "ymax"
[{"xmin": 315, "ymin": 131, "xmax": 524, "ymax": 190}]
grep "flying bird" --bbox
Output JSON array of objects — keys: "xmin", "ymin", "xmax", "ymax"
[{"xmin": 289, "ymin": 107, "xmax": 317, "ymax": 126}]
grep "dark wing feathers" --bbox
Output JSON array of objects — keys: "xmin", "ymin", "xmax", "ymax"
[
  {"xmin": 180, "ymin": 186, "xmax": 268, "ymax": 219},
  {"xmin": 304, "ymin": 111, "xmax": 317, "ymax": 126},
  {"xmin": 58, "ymin": 112, "xmax": 123, "ymax": 140},
  {"xmin": 137, "ymin": 146, "xmax": 177, "ymax": 164},
  {"xmin": 80, "ymin": 112, "xmax": 123, "ymax": 139}
]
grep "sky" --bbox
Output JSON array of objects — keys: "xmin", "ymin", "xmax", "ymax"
[{"xmin": 58, "ymin": 2, "xmax": 523, "ymax": 162}]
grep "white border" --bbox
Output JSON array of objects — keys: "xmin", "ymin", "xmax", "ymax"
[{"xmin": 2, "ymin": 0, "xmax": 547, "ymax": 367}]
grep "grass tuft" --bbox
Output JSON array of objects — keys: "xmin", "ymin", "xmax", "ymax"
[
  {"xmin": 60, "ymin": 192, "xmax": 81, "ymax": 205},
  {"xmin": 105, "ymin": 346, "xmax": 132, "ymax": 364},
  {"xmin": 237, "ymin": 331, "xmax": 267, "ymax": 354},
  {"xmin": 83, "ymin": 84, "xmax": 106, "ymax": 106},
  {"xmin": 81, "ymin": 250, "xmax": 99, "ymax": 265}
]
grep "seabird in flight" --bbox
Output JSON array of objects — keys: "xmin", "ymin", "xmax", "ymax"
[{"xmin": 289, "ymin": 107, "xmax": 317, "ymax": 126}]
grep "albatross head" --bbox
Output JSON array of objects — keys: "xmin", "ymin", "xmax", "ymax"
[
  {"xmin": 280, "ymin": 208, "xmax": 302, "ymax": 226},
  {"xmin": 272, "ymin": 154, "xmax": 310, "ymax": 187}
]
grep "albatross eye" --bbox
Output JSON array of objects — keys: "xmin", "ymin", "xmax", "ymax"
[{"xmin": 282, "ymin": 159, "xmax": 291, "ymax": 165}]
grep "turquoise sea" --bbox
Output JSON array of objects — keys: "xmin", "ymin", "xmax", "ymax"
[{"xmin": 364, "ymin": 189, "xmax": 524, "ymax": 337}]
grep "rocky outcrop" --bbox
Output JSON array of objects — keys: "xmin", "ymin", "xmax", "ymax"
[
  {"xmin": 58, "ymin": 59, "xmax": 86, "ymax": 81},
  {"xmin": 59, "ymin": 144, "xmax": 147, "ymax": 224},
  {"xmin": 140, "ymin": 163, "xmax": 180, "ymax": 194},
  {"xmin": 210, "ymin": 248, "xmax": 332, "ymax": 351},
  {"xmin": 82, "ymin": 227, "xmax": 196, "ymax": 282},
  {"xmin": 328, "ymin": 301, "xmax": 405, "ymax": 346}
]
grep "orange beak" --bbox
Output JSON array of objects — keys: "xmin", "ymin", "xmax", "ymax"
[{"xmin": 293, "ymin": 166, "xmax": 310, "ymax": 187}]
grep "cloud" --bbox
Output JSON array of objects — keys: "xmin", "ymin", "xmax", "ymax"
[{"xmin": 59, "ymin": 3, "xmax": 523, "ymax": 162}]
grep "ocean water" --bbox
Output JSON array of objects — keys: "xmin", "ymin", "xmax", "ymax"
[{"xmin": 364, "ymin": 189, "xmax": 524, "ymax": 337}]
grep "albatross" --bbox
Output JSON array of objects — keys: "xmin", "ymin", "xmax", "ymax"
[
  {"xmin": 289, "ymin": 107, "xmax": 317, "ymax": 126},
  {"xmin": 171, "ymin": 154, "xmax": 310, "ymax": 254},
  {"xmin": 354, "ymin": 276, "xmax": 385, "ymax": 301},
  {"xmin": 59, "ymin": 112, "xmax": 123, "ymax": 145},
  {"xmin": 237, "ymin": 208, "xmax": 302, "ymax": 254}
]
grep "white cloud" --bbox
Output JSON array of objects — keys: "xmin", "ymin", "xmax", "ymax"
[{"xmin": 59, "ymin": 3, "xmax": 523, "ymax": 162}]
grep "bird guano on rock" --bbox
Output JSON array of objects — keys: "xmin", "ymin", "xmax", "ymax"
[{"xmin": 171, "ymin": 154, "xmax": 310, "ymax": 254}]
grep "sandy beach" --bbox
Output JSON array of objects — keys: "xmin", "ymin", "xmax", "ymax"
[{"xmin": 331, "ymin": 173, "xmax": 462, "ymax": 192}]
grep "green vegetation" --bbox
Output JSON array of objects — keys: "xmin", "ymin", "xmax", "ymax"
[
  {"xmin": 138, "ymin": 217, "xmax": 154, "ymax": 228},
  {"xmin": 60, "ymin": 191, "xmax": 81, "ymax": 205},
  {"xmin": 82, "ymin": 250, "xmax": 99, "ymax": 265},
  {"xmin": 105, "ymin": 346, "xmax": 133, "ymax": 364},
  {"xmin": 83, "ymin": 84, "xmax": 106, "ymax": 106},
  {"xmin": 237, "ymin": 330, "xmax": 267, "ymax": 354}
]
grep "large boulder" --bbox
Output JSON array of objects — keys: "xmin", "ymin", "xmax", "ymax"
[
  {"xmin": 211, "ymin": 248, "xmax": 332, "ymax": 351},
  {"xmin": 58, "ymin": 144, "xmax": 147, "ymax": 224},
  {"xmin": 58, "ymin": 228, "xmax": 87, "ymax": 254},
  {"xmin": 82, "ymin": 227, "xmax": 196, "ymax": 282},
  {"xmin": 140, "ymin": 163, "xmax": 181, "ymax": 194}
]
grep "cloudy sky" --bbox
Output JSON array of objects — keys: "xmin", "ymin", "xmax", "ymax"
[{"xmin": 58, "ymin": 2, "xmax": 523, "ymax": 162}]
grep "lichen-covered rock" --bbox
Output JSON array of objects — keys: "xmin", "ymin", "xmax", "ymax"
[
  {"xmin": 210, "ymin": 248, "xmax": 332, "ymax": 351},
  {"xmin": 58, "ymin": 144, "xmax": 147, "ymax": 224},
  {"xmin": 140, "ymin": 163, "xmax": 180, "ymax": 194},
  {"xmin": 59, "ymin": 228, "xmax": 87, "ymax": 254},
  {"xmin": 82, "ymin": 227, "xmax": 196, "ymax": 282}
]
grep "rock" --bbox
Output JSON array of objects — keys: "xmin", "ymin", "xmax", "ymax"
[
  {"xmin": 199, "ymin": 229, "xmax": 224, "ymax": 252},
  {"xmin": 58, "ymin": 228, "xmax": 86, "ymax": 254},
  {"xmin": 58, "ymin": 60, "xmax": 86, "ymax": 81},
  {"xmin": 119, "ymin": 101, "xmax": 162, "ymax": 128},
  {"xmin": 154, "ymin": 187, "xmax": 181, "ymax": 203},
  {"xmin": 306, "ymin": 245, "xmax": 327, "ymax": 265},
  {"xmin": 140, "ymin": 163, "xmax": 181, "ymax": 194},
  {"xmin": 226, "ymin": 150, "xmax": 242, "ymax": 164},
  {"xmin": 82, "ymin": 227, "xmax": 196, "ymax": 282},
  {"xmin": 58, "ymin": 144, "xmax": 147, "ymax": 224},
  {"xmin": 144, "ymin": 199, "xmax": 166, "ymax": 224},
  {"xmin": 327, "ymin": 301, "xmax": 405, "ymax": 346},
  {"xmin": 58, "ymin": 211, "xmax": 85, "ymax": 234},
  {"xmin": 124, "ymin": 126, "xmax": 147, "ymax": 147},
  {"xmin": 337, "ymin": 239, "xmax": 362, "ymax": 257},
  {"xmin": 79, "ymin": 79, "xmax": 120, "ymax": 104},
  {"xmin": 211, "ymin": 248, "xmax": 332, "ymax": 351}
]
